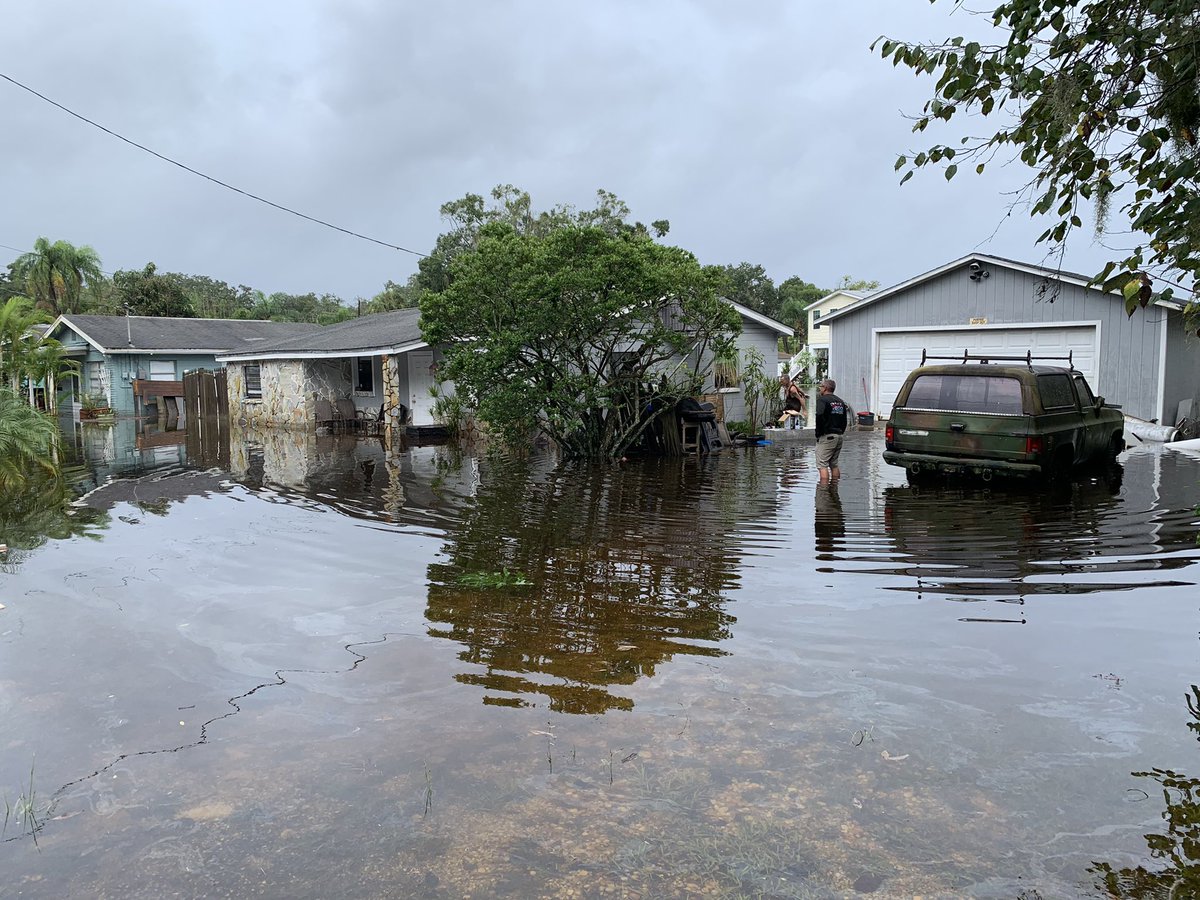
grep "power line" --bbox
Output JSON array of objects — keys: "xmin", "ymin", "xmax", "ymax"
[{"xmin": 0, "ymin": 72, "xmax": 428, "ymax": 259}]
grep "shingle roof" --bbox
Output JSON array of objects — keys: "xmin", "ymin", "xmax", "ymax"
[
  {"xmin": 58, "ymin": 315, "xmax": 321, "ymax": 352},
  {"xmin": 216, "ymin": 308, "xmax": 425, "ymax": 360}
]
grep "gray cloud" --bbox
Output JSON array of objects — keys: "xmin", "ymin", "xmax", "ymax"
[{"xmin": 1, "ymin": 1, "xmax": 1110, "ymax": 301}]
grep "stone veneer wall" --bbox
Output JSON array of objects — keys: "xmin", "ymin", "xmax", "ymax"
[
  {"xmin": 227, "ymin": 360, "xmax": 318, "ymax": 429},
  {"xmin": 382, "ymin": 354, "xmax": 405, "ymax": 442}
]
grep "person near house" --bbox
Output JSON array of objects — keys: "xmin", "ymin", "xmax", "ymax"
[
  {"xmin": 777, "ymin": 375, "xmax": 807, "ymax": 429},
  {"xmin": 814, "ymin": 378, "xmax": 848, "ymax": 483}
]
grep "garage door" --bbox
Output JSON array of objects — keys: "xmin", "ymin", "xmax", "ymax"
[{"xmin": 875, "ymin": 326, "xmax": 1098, "ymax": 418}]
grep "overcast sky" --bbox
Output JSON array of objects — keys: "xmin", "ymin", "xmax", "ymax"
[{"xmin": 1, "ymin": 1, "xmax": 1112, "ymax": 303}]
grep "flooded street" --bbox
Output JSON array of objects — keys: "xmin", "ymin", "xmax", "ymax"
[{"xmin": 2, "ymin": 420, "xmax": 1199, "ymax": 898}]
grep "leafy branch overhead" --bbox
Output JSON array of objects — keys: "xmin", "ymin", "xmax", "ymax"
[{"xmin": 874, "ymin": 0, "xmax": 1200, "ymax": 326}]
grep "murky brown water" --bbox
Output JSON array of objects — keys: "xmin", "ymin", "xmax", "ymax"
[{"xmin": 2, "ymin": 419, "xmax": 1199, "ymax": 898}]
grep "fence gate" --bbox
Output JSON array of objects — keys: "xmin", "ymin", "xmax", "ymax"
[{"xmin": 182, "ymin": 369, "xmax": 230, "ymax": 467}]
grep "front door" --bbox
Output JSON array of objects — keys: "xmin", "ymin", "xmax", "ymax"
[{"xmin": 407, "ymin": 350, "xmax": 436, "ymax": 425}]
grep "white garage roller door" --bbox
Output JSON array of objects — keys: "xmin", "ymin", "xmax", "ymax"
[{"xmin": 875, "ymin": 325, "xmax": 1099, "ymax": 418}]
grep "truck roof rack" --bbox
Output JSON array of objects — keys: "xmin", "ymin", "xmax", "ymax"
[{"xmin": 919, "ymin": 349, "xmax": 1076, "ymax": 370}]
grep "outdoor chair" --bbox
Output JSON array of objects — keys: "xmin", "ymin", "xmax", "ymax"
[
  {"xmin": 335, "ymin": 398, "xmax": 365, "ymax": 432},
  {"xmin": 314, "ymin": 397, "xmax": 338, "ymax": 431}
]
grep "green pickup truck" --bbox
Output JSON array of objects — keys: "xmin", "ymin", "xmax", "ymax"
[{"xmin": 882, "ymin": 358, "xmax": 1125, "ymax": 483}]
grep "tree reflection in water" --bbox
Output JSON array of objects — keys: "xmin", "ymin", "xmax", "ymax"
[
  {"xmin": 426, "ymin": 454, "xmax": 776, "ymax": 714},
  {"xmin": 1091, "ymin": 685, "xmax": 1200, "ymax": 897},
  {"xmin": 0, "ymin": 462, "xmax": 107, "ymax": 571}
]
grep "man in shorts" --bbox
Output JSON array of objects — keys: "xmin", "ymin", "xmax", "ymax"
[{"xmin": 814, "ymin": 378, "xmax": 848, "ymax": 484}]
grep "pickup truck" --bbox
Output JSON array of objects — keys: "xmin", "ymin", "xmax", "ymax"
[{"xmin": 882, "ymin": 360, "xmax": 1125, "ymax": 482}]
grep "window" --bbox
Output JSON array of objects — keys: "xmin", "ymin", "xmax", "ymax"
[
  {"xmin": 1072, "ymin": 374, "xmax": 1095, "ymax": 406},
  {"xmin": 904, "ymin": 374, "xmax": 1024, "ymax": 414},
  {"xmin": 87, "ymin": 361, "xmax": 107, "ymax": 398},
  {"xmin": 1037, "ymin": 373, "xmax": 1076, "ymax": 410},
  {"xmin": 148, "ymin": 360, "xmax": 175, "ymax": 381},
  {"xmin": 812, "ymin": 310, "xmax": 821, "ymax": 329},
  {"xmin": 355, "ymin": 357, "xmax": 375, "ymax": 394},
  {"xmin": 244, "ymin": 364, "xmax": 262, "ymax": 399}
]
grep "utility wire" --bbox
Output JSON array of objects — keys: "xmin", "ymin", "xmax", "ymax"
[{"xmin": 0, "ymin": 72, "xmax": 428, "ymax": 258}]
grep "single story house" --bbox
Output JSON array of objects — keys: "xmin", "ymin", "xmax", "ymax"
[
  {"xmin": 822, "ymin": 254, "xmax": 1200, "ymax": 424},
  {"xmin": 216, "ymin": 307, "xmax": 438, "ymax": 439},
  {"xmin": 217, "ymin": 302, "xmax": 792, "ymax": 438},
  {"xmin": 46, "ymin": 314, "xmax": 320, "ymax": 417}
]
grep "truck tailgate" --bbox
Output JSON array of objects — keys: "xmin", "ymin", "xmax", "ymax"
[{"xmin": 891, "ymin": 411, "xmax": 1031, "ymax": 461}]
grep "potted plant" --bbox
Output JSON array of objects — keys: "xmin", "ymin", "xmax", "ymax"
[
  {"xmin": 80, "ymin": 394, "xmax": 112, "ymax": 420},
  {"xmin": 739, "ymin": 348, "xmax": 774, "ymax": 441}
]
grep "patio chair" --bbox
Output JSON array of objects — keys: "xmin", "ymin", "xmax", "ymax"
[
  {"xmin": 335, "ymin": 398, "xmax": 365, "ymax": 432},
  {"xmin": 315, "ymin": 397, "xmax": 338, "ymax": 431}
]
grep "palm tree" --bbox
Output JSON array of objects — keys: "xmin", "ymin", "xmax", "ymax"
[
  {"xmin": 0, "ymin": 297, "xmax": 46, "ymax": 393},
  {"xmin": 24, "ymin": 339, "xmax": 79, "ymax": 413},
  {"xmin": 13, "ymin": 237, "xmax": 104, "ymax": 316},
  {"xmin": 0, "ymin": 389, "xmax": 58, "ymax": 490}
]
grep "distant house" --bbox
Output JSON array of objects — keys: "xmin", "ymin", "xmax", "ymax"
[
  {"xmin": 216, "ymin": 308, "xmax": 437, "ymax": 435},
  {"xmin": 216, "ymin": 302, "xmax": 791, "ymax": 436},
  {"xmin": 806, "ymin": 289, "xmax": 870, "ymax": 364},
  {"xmin": 821, "ymin": 254, "xmax": 1200, "ymax": 423},
  {"xmin": 714, "ymin": 302, "xmax": 794, "ymax": 422},
  {"xmin": 46, "ymin": 314, "xmax": 320, "ymax": 417}
]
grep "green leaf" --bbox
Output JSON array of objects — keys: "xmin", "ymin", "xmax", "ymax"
[{"xmin": 945, "ymin": 164, "xmax": 958, "ymax": 180}]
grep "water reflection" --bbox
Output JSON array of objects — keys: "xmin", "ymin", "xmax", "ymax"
[
  {"xmin": 875, "ymin": 468, "xmax": 1198, "ymax": 622},
  {"xmin": 425, "ymin": 454, "xmax": 785, "ymax": 713},
  {"xmin": 1091, "ymin": 685, "xmax": 1200, "ymax": 897}
]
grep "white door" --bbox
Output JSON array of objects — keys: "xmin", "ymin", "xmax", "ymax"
[
  {"xmin": 407, "ymin": 350, "xmax": 437, "ymax": 425},
  {"xmin": 875, "ymin": 325, "xmax": 1099, "ymax": 418}
]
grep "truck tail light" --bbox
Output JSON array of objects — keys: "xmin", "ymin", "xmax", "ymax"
[
  {"xmin": 885, "ymin": 423, "xmax": 894, "ymax": 442},
  {"xmin": 1025, "ymin": 436, "xmax": 1044, "ymax": 455}
]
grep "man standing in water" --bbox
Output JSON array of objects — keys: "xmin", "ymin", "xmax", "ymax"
[{"xmin": 814, "ymin": 378, "xmax": 848, "ymax": 484}]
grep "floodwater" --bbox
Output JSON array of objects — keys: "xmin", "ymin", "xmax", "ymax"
[{"xmin": 2, "ymin": 418, "xmax": 1199, "ymax": 898}]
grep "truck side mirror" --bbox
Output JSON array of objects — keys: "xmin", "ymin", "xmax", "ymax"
[{"xmin": 1094, "ymin": 396, "xmax": 1105, "ymax": 409}]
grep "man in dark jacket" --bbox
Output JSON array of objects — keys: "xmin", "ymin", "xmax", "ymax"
[{"xmin": 814, "ymin": 378, "xmax": 848, "ymax": 484}]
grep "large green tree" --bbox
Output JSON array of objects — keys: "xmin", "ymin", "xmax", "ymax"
[
  {"xmin": 112, "ymin": 263, "xmax": 194, "ymax": 318},
  {"xmin": 365, "ymin": 277, "xmax": 425, "ymax": 314},
  {"xmin": 876, "ymin": 0, "xmax": 1200, "ymax": 321},
  {"xmin": 164, "ymin": 273, "xmax": 254, "ymax": 319},
  {"xmin": 245, "ymin": 290, "xmax": 354, "ymax": 324},
  {"xmin": 717, "ymin": 262, "xmax": 782, "ymax": 320},
  {"xmin": 414, "ymin": 184, "xmax": 668, "ymax": 294},
  {"xmin": 11, "ymin": 237, "xmax": 103, "ymax": 316},
  {"xmin": 421, "ymin": 222, "xmax": 741, "ymax": 460}
]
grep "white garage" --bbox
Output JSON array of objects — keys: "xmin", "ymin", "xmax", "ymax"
[
  {"xmin": 874, "ymin": 323, "xmax": 1099, "ymax": 418},
  {"xmin": 823, "ymin": 254, "xmax": 1198, "ymax": 425}
]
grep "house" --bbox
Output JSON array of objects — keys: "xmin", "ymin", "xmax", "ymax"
[
  {"xmin": 216, "ymin": 308, "xmax": 438, "ymax": 438},
  {"xmin": 807, "ymin": 288, "xmax": 870, "ymax": 357},
  {"xmin": 216, "ymin": 301, "xmax": 791, "ymax": 439},
  {"xmin": 45, "ymin": 314, "xmax": 321, "ymax": 417},
  {"xmin": 714, "ymin": 302, "xmax": 795, "ymax": 423},
  {"xmin": 821, "ymin": 254, "xmax": 1200, "ymax": 423}
]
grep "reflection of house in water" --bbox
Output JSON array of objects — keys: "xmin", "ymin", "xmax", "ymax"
[
  {"xmin": 425, "ymin": 452, "xmax": 786, "ymax": 714},
  {"xmin": 225, "ymin": 424, "xmax": 478, "ymax": 527}
]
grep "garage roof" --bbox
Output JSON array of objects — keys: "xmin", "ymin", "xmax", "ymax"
[{"xmin": 818, "ymin": 254, "xmax": 1182, "ymax": 327}]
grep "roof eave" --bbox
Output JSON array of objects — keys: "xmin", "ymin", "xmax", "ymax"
[
  {"xmin": 217, "ymin": 340, "xmax": 430, "ymax": 363},
  {"xmin": 728, "ymin": 301, "xmax": 793, "ymax": 336}
]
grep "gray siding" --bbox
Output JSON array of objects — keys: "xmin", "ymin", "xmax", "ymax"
[
  {"xmin": 706, "ymin": 320, "xmax": 781, "ymax": 424},
  {"xmin": 828, "ymin": 262, "xmax": 1165, "ymax": 421},
  {"xmin": 1163, "ymin": 309, "xmax": 1200, "ymax": 425}
]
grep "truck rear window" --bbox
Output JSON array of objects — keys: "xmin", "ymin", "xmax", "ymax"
[{"xmin": 902, "ymin": 374, "xmax": 1024, "ymax": 414}]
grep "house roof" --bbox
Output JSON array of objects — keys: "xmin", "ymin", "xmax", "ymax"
[
  {"xmin": 729, "ymin": 301, "xmax": 793, "ymax": 336},
  {"xmin": 216, "ymin": 308, "xmax": 426, "ymax": 361},
  {"xmin": 818, "ymin": 253, "xmax": 1184, "ymax": 327},
  {"xmin": 51, "ymin": 314, "xmax": 321, "ymax": 355}
]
